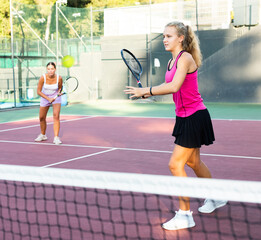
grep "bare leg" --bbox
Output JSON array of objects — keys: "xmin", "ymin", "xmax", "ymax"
[
  {"xmin": 168, "ymin": 145, "xmax": 196, "ymax": 211},
  {"xmin": 39, "ymin": 106, "xmax": 49, "ymax": 135},
  {"xmin": 186, "ymin": 148, "xmax": 212, "ymax": 178},
  {"xmin": 169, "ymin": 145, "xmax": 213, "ymax": 211},
  {"xmin": 52, "ymin": 103, "xmax": 61, "ymax": 137},
  {"xmin": 162, "ymin": 145, "xmax": 200, "ymax": 230}
]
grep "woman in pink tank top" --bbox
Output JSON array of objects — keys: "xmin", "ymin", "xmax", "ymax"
[{"xmin": 125, "ymin": 22, "xmax": 226, "ymax": 230}]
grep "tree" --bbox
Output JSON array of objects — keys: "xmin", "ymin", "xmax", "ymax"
[
  {"xmin": 67, "ymin": 0, "xmax": 91, "ymax": 8},
  {"xmin": 87, "ymin": 0, "xmax": 145, "ymax": 8},
  {"xmin": 0, "ymin": 0, "xmax": 176, "ymax": 38},
  {"xmin": 0, "ymin": 0, "xmax": 10, "ymax": 36}
]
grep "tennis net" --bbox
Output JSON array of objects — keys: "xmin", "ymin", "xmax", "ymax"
[{"xmin": 0, "ymin": 164, "xmax": 260, "ymax": 240}]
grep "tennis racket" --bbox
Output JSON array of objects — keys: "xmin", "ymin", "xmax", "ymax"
[
  {"xmin": 121, "ymin": 49, "xmax": 143, "ymax": 88},
  {"xmin": 54, "ymin": 76, "xmax": 79, "ymax": 99}
]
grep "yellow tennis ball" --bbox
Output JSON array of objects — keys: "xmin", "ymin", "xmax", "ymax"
[{"xmin": 62, "ymin": 55, "xmax": 75, "ymax": 68}]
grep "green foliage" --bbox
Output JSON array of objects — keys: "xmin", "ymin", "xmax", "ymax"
[
  {"xmin": 88, "ymin": 0, "xmax": 138, "ymax": 8},
  {"xmin": 1, "ymin": 0, "xmax": 173, "ymax": 38},
  {"xmin": 88, "ymin": 0, "xmax": 177, "ymax": 8},
  {"xmin": 0, "ymin": 0, "xmax": 11, "ymax": 36},
  {"xmin": 67, "ymin": 0, "xmax": 91, "ymax": 8}
]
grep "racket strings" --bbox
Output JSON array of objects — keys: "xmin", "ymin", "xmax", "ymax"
[
  {"xmin": 127, "ymin": 59, "xmax": 140, "ymax": 74},
  {"xmin": 64, "ymin": 77, "xmax": 78, "ymax": 94},
  {"xmin": 123, "ymin": 53, "xmax": 142, "ymax": 76}
]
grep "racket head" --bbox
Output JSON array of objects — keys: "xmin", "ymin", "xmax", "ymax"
[
  {"xmin": 63, "ymin": 76, "xmax": 79, "ymax": 94},
  {"xmin": 121, "ymin": 49, "xmax": 143, "ymax": 87}
]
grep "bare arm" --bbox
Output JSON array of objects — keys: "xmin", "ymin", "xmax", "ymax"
[
  {"xmin": 36, "ymin": 76, "xmax": 51, "ymax": 102},
  {"xmin": 124, "ymin": 53, "xmax": 195, "ymax": 98},
  {"xmin": 58, "ymin": 76, "xmax": 63, "ymax": 93}
]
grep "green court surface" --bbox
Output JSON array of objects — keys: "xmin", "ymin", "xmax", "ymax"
[{"xmin": 0, "ymin": 100, "xmax": 261, "ymax": 123}]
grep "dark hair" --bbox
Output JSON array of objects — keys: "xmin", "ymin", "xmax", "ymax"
[
  {"xmin": 165, "ymin": 21, "xmax": 202, "ymax": 67},
  {"xmin": 46, "ymin": 62, "xmax": 56, "ymax": 68}
]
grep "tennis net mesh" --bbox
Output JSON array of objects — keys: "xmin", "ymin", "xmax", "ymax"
[{"xmin": 0, "ymin": 164, "xmax": 260, "ymax": 240}]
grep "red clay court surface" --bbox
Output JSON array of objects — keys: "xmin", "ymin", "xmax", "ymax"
[{"xmin": 0, "ymin": 115, "xmax": 261, "ymax": 239}]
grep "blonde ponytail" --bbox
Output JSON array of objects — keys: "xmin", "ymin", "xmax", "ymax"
[{"xmin": 165, "ymin": 22, "xmax": 202, "ymax": 67}]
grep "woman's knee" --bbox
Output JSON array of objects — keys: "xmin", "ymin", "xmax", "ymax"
[
  {"xmin": 186, "ymin": 158, "xmax": 201, "ymax": 171},
  {"xmin": 186, "ymin": 160, "xmax": 197, "ymax": 170},
  {"xmin": 53, "ymin": 114, "xmax": 60, "ymax": 121},
  {"xmin": 186, "ymin": 149, "xmax": 200, "ymax": 169},
  {"xmin": 53, "ymin": 105, "xmax": 61, "ymax": 121},
  {"xmin": 168, "ymin": 160, "xmax": 183, "ymax": 175},
  {"xmin": 39, "ymin": 116, "xmax": 46, "ymax": 122},
  {"xmin": 53, "ymin": 110, "xmax": 60, "ymax": 121}
]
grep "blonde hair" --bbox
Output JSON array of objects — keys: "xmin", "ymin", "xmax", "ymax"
[{"xmin": 165, "ymin": 21, "xmax": 202, "ymax": 67}]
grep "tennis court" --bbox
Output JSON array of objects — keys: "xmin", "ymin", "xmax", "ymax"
[
  {"xmin": 0, "ymin": 101, "xmax": 261, "ymax": 239},
  {"xmin": 1, "ymin": 0, "xmax": 261, "ymax": 238},
  {"xmin": 1, "ymin": 104, "xmax": 261, "ymax": 180}
]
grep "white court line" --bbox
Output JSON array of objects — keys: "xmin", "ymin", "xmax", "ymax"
[
  {"xmin": 40, "ymin": 148, "xmax": 117, "ymax": 168},
  {"xmin": 62, "ymin": 115, "xmax": 261, "ymax": 122},
  {"xmin": 1, "ymin": 115, "xmax": 260, "ymax": 133},
  {"xmin": 200, "ymin": 153, "xmax": 261, "ymax": 160},
  {"xmin": 0, "ymin": 139, "xmax": 260, "ymax": 161},
  {"xmin": 0, "ymin": 116, "xmax": 97, "ymax": 133},
  {"xmin": 110, "ymin": 147, "xmax": 261, "ymax": 160},
  {"xmin": 58, "ymin": 115, "xmax": 261, "ymax": 122},
  {"xmin": 1, "ymin": 114, "xmax": 261, "ymax": 125},
  {"xmin": 0, "ymin": 115, "xmax": 87, "ymax": 125},
  {"xmin": 0, "ymin": 140, "xmax": 112, "ymax": 149}
]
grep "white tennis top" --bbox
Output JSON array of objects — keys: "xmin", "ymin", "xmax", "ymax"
[{"xmin": 42, "ymin": 74, "xmax": 59, "ymax": 95}]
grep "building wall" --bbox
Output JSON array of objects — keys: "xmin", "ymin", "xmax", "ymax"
[
  {"xmin": 199, "ymin": 25, "xmax": 261, "ymax": 103},
  {"xmin": 1, "ymin": 25, "xmax": 260, "ymax": 104},
  {"xmin": 99, "ymin": 26, "xmax": 261, "ymax": 103}
]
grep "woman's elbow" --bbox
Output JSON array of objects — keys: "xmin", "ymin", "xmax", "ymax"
[
  {"xmin": 167, "ymin": 82, "xmax": 181, "ymax": 93},
  {"xmin": 37, "ymin": 90, "xmax": 42, "ymax": 96},
  {"xmin": 170, "ymin": 86, "xmax": 180, "ymax": 93}
]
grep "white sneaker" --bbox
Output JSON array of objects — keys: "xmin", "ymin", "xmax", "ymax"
[
  {"xmin": 35, "ymin": 134, "xmax": 47, "ymax": 142},
  {"xmin": 198, "ymin": 199, "xmax": 227, "ymax": 213},
  {"xmin": 53, "ymin": 136, "xmax": 62, "ymax": 145},
  {"xmin": 162, "ymin": 210, "xmax": 195, "ymax": 231}
]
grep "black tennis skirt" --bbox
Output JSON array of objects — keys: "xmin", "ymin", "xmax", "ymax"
[{"xmin": 172, "ymin": 109, "xmax": 215, "ymax": 148}]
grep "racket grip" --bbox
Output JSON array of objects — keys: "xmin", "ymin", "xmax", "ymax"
[
  {"xmin": 54, "ymin": 89, "xmax": 63, "ymax": 100},
  {"xmin": 137, "ymin": 81, "xmax": 145, "ymax": 98},
  {"xmin": 53, "ymin": 93, "xmax": 61, "ymax": 100}
]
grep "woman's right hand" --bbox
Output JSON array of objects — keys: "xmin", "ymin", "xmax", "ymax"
[
  {"xmin": 124, "ymin": 86, "xmax": 147, "ymax": 99},
  {"xmin": 48, "ymin": 97, "xmax": 55, "ymax": 103}
]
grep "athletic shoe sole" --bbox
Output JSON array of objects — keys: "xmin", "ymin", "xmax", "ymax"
[
  {"xmin": 198, "ymin": 201, "xmax": 227, "ymax": 214},
  {"xmin": 35, "ymin": 137, "xmax": 47, "ymax": 142},
  {"xmin": 162, "ymin": 222, "xmax": 195, "ymax": 231}
]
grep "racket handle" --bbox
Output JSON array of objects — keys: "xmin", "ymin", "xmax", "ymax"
[
  {"xmin": 137, "ymin": 81, "xmax": 145, "ymax": 98},
  {"xmin": 138, "ymin": 82, "xmax": 142, "ymax": 88},
  {"xmin": 53, "ymin": 93, "xmax": 61, "ymax": 100}
]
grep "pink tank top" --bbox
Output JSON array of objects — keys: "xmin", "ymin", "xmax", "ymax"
[{"xmin": 165, "ymin": 50, "xmax": 206, "ymax": 117}]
